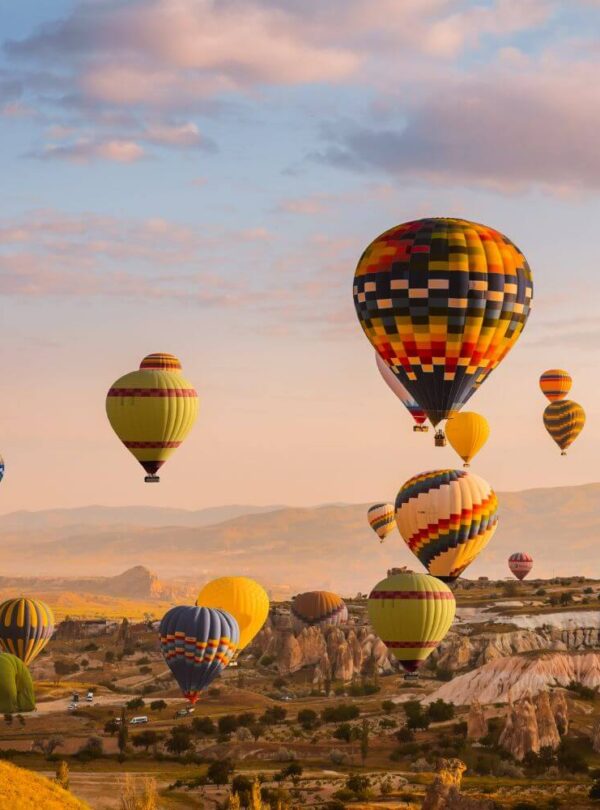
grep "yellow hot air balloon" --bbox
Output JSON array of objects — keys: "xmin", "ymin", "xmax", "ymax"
[
  {"xmin": 543, "ymin": 400, "xmax": 585, "ymax": 455},
  {"xmin": 367, "ymin": 503, "xmax": 396, "ymax": 543},
  {"xmin": 196, "ymin": 576, "xmax": 269, "ymax": 651},
  {"xmin": 445, "ymin": 412, "xmax": 490, "ymax": 467},
  {"xmin": 367, "ymin": 571, "xmax": 455, "ymax": 672},
  {"xmin": 106, "ymin": 352, "xmax": 198, "ymax": 482}
]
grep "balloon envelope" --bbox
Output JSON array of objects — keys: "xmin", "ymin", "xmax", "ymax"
[
  {"xmin": 375, "ymin": 353, "xmax": 428, "ymax": 428},
  {"xmin": 159, "ymin": 606, "xmax": 238, "ymax": 703},
  {"xmin": 0, "ymin": 598, "xmax": 54, "ymax": 665},
  {"xmin": 539, "ymin": 369, "xmax": 571, "ymax": 402},
  {"xmin": 196, "ymin": 576, "xmax": 269, "ymax": 651},
  {"xmin": 354, "ymin": 218, "xmax": 533, "ymax": 425},
  {"xmin": 508, "ymin": 552, "xmax": 533, "ymax": 581},
  {"xmin": 106, "ymin": 353, "xmax": 198, "ymax": 480},
  {"xmin": 0, "ymin": 653, "xmax": 35, "ymax": 713},
  {"xmin": 395, "ymin": 469, "xmax": 499, "ymax": 582},
  {"xmin": 543, "ymin": 400, "xmax": 585, "ymax": 454},
  {"xmin": 367, "ymin": 503, "xmax": 396, "ymax": 542},
  {"xmin": 367, "ymin": 571, "xmax": 455, "ymax": 672},
  {"xmin": 291, "ymin": 591, "xmax": 348, "ymax": 633},
  {"xmin": 445, "ymin": 412, "xmax": 490, "ymax": 466}
]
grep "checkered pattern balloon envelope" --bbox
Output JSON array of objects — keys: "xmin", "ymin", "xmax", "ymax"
[
  {"xmin": 543, "ymin": 399, "xmax": 585, "ymax": 455},
  {"xmin": 395, "ymin": 469, "xmax": 498, "ymax": 582},
  {"xmin": 354, "ymin": 218, "xmax": 533, "ymax": 426},
  {"xmin": 508, "ymin": 552, "xmax": 533, "ymax": 580}
]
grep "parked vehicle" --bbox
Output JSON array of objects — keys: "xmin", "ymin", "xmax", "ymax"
[
  {"xmin": 86, "ymin": 691, "xmax": 94, "ymax": 702},
  {"xmin": 176, "ymin": 707, "xmax": 194, "ymax": 717},
  {"xmin": 130, "ymin": 716, "xmax": 149, "ymax": 725}
]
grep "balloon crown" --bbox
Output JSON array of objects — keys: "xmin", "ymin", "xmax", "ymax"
[{"xmin": 139, "ymin": 353, "xmax": 182, "ymax": 371}]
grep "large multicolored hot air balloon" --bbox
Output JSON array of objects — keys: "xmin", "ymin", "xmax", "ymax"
[
  {"xmin": 0, "ymin": 598, "xmax": 55, "ymax": 665},
  {"xmin": 291, "ymin": 591, "xmax": 348, "ymax": 634},
  {"xmin": 543, "ymin": 400, "xmax": 585, "ymax": 455},
  {"xmin": 196, "ymin": 576, "xmax": 269, "ymax": 651},
  {"xmin": 375, "ymin": 353, "xmax": 428, "ymax": 431},
  {"xmin": 395, "ymin": 469, "xmax": 499, "ymax": 582},
  {"xmin": 367, "ymin": 571, "xmax": 455, "ymax": 672},
  {"xmin": 159, "ymin": 606, "xmax": 238, "ymax": 703},
  {"xmin": 367, "ymin": 503, "xmax": 396, "ymax": 543},
  {"xmin": 445, "ymin": 412, "xmax": 490, "ymax": 467},
  {"xmin": 508, "ymin": 552, "xmax": 533, "ymax": 581},
  {"xmin": 0, "ymin": 653, "xmax": 35, "ymax": 714},
  {"xmin": 539, "ymin": 369, "xmax": 571, "ymax": 402},
  {"xmin": 353, "ymin": 218, "xmax": 533, "ymax": 428},
  {"xmin": 106, "ymin": 353, "xmax": 198, "ymax": 482}
]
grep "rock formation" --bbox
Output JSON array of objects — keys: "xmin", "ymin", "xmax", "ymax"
[
  {"xmin": 593, "ymin": 719, "xmax": 600, "ymax": 753},
  {"xmin": 498, "ymin": 694, "xmax": 539, "ymax": 761},
  {"xmin": 466, "ymin": 700, "xmax": 487, "ymax": 741},
  {"xmin": 550, "ymin": 690, "xmax": 569, "ymax": 736},
  {"xmin": 534, "ymin": 690, "xmax": 561, "ymax": 750},
  {"xmin": 421, "ymin": 758, "xmax": 496, "ymax": 810}
]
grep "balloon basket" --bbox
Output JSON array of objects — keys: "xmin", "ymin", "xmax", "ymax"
[
  {"xmin": 144, "ymin": 475, "xmax": 160, "ymax": 483},
  {"xmin": 561, "ymin": 451, "xmax": 567, "ymax": 456},
  {"xmin": 434, "ymin": 431, "xmax": 447, "ymax": 447},
  {"xmin": 413, "ymin": 425, "xmax": 429, "ymax": 433}
]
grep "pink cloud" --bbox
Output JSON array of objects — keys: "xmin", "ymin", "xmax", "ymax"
[{"xmin": 36, "ymin": 138, "xmax": 145, "ymax": 163}]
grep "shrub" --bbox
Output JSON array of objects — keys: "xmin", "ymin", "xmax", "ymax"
[
  {"xmin": 427, "ymin": 699, "xmax": 455, "ymax": 722},
  {"xmin": 589, "ymin": 780, "xmax": 600, "ymax": 800},
  {"xmin": 208, "ymin": 759, "xmax": 234, "ymax": 786},
  {"xmin": 260, "ymin": 655, "xmax": 275, "ymax": 667},
  {"xmin": 261, "ymin": 706, "xmax": 287, "ymax": 725},
  {"xmin": 395, "ymin": 726, "xmax": 415, "ymax": 743},
  {"xmin": 126, "ymin": 697, "xmax": 145, "ymax": 710},
  {"xmin": 218, "ymin": 715, "xmax": 238, "ymax": 734},
  {"xmin": 332, "ymin": 723, "xmax": 352, "ymax": 743},
  {"xmin": 150, "ymin": 700, "xmax": 167, "ymax": 711},
  {"xmin": 321, "ymin": 704, "xmax": 359, "ymax": 723},
  {"xmin": 381, "ymin": 700, "xmax": 396, "ymax": 712},
  {"xmin": 76, "ymin": 736, "xmax": 103, "ymax": 762},
  {"xmin": 192, "ymin": 716, "xmax": 215, "ymax": 735},
  {"xmin": 298, "ymin": 709, "xmax": 318, "ymax": 730}
]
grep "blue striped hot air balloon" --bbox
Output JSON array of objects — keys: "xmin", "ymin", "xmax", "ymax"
[
  {"xmin": 158, "ymin": 606, "xmax": 239, "ymax": 703},
  {"xmin": 0, "ymin": 598, "xmax": 55, "ymax": 665}
]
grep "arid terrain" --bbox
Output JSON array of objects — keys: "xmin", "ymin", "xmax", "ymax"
[{"xmin": 2, "ymin": 569, "xmax": 600, "ymax": 808}]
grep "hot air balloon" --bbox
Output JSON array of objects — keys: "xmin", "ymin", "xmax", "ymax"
[
  {"xmin": 106, "ymin": 352, "xmax": 198, "ymax": 482},
  {"xmin": 375, "ymin": 353, "xmax": 428, "ymax": 432},
  {"xmin": 367, "ymin": 571, "xmax": 455, "ymax": 672},
  {"xmin": 159, "ymin": 606, "xmax": 238, "ymax": 703},
  {"xmin": 0, "ymin": 653, "xmax": 35, "ymax": 714},
  {"xmin": 445, "ymin": 412, "xmax": 489, "ymax": 467},
  {"xmin": 367, "ymin": 503, "xmax": 396, "ymax": 543},
  {"xmin": 0, "ymin": 598, "xmax": 55, "ymax": 665},
  {"xmin": 353, "ymin": 218, "xmax": 533, "ymax": 435},
  {"xmin": 508, "ymin": 552, "xmax": 533, "ymax": 581},
  {"xmin": 291, "ymin": 591, "xmax": 348, "ymax": 634},
  {"xmin": 543, "ymin": 400, "xmax": 585, "ymax": 455},
  {"xmin": 196, "ymin": 577, "xmax": 269, "ymax": 651},
  {"xmin": 539, "ymin": 369, "xmax": 571, "ymax": 402},
  {"xmin": 395, "ymin": 469, "xmax": 498, "ymax": 582},
  {"xmin": 0, "ymin": 455, "xmax": 4, "ymax": 484}
]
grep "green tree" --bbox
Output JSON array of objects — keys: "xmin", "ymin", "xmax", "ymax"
[
  {"xmin": 104, "ymin": 718, "xmax": 120, "ymax": 736},
  {"xmin": 298, "ymin": 708, "xmax": 319, "ymax": 730},
  {"xmin": 208, "ymin": 758, "xmax": 234, "ymax": 786},
  {"xmin": 192, "ymin": 716, "xmax": 216, "ymax": 736},
  {"xmin": 126, "ymin": 697, "xmax": 145, "ymax": 710},
  {"xmin": 118, "ymin": 708, "xmax": 128, "ymax": 756},
  {"xmin": 150, "ymin": 699, "xmax": 167, "ymax": 711},
  {"xmin": 219, "ymin": 715, "xmax": 239, "ymax": 734},
  {"xmin": 132, "ymin": 730, "xmax": 161, "ymax": 752},
  {"xmin": 165, "ymin": 726, "xmax": 193, "ymax": 756}
]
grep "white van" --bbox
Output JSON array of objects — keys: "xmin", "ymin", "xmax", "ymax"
[{"xmin": 130, "ymin": 716, "xmax": 149, "ymax": 725}]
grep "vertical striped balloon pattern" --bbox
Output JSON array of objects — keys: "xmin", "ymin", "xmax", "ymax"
[
  {"xmin": 106, "ymin": 352, "xmax": 198, "ymax": 480},
  {"xmin": 353, "ymin": 218, "xmax": 533, "ymax": 427},
  {"xmin": 508, "ymin": 552, "xmax": 533, "ymax": 581},
  {"xmin": 543, "ymin": 400, "xmax": 585, "ymax": 455},
  {"xmin": 0, "ymin": 598, "xmax": 55, "ymax": 665},
  {"xmin": 539, "ymin": 369, "xmax": 572, "ymax": 402},
  {"xmin": 367, "ymin": 503, "xmax": 396, "ymax": 542},
  {"xmin": 159, "ymin": 606, "xmax": 239, "ymax": 703},
  {"xmin": 395, "ymin": 469, "xmax": 499, "ymax": 582},
  {"xmin": 367, "ymin": 571, "xmax": 455, "ymax": 672}
]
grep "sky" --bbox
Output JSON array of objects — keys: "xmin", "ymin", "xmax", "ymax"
[{"xmin": 0, "ymin": 0, "xmax": 599, "ymax": 513}]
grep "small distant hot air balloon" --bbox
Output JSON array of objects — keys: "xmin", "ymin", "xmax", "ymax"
[
  {"xmin": 543, "ymin": 400, "xmax": 585, "ymax": 455},
  {"xmin": 158, "ymin": 606, "xmax": 238, "ymax": 703},
  {"xmin": 367, "ymin": 571, "xmax": 455, "ymax": 673},
  {"xmin": 508, "ymin": 552, "xmax": 533, "ymax": 581},
  {"xmin": 291, "ymin": 591, "xmax": 348, "ymax": 634},
  {"xmin": 0, "ymin": 455, "xmax": 4, "ymax": 484},
  {"xmin": 539, "ymin": 369, "xmax": 572, "ymax": 402},
  {"xmin": 196, "ymin": 576, "xmax": 269, "ymax": 651},
  {"xmin": 353, "ymin": 218, "xmax": 533, "ymax": 433},
  {"xmin": 0, "ymin": 598, "xmax": 55, "ymax": 665},
  {"xmin": 375, "ymin": 353, "xmax": 428, "ymax": 432},
  {"xmin": 395, "ymin": 469, "xmax": 498, "ymax": 582},
  {"xmin": 445, "ymin": 412, "xmax": 490, "ymax": 467},
  {"xmin": 0, "ymin": 653, "xmax": 35, "ymax": 714},
  {"xmin": 106, "ymin": 352, "xmax": 198, "ymax": 482},
  {"xmin": 367, "ymin": 503, "xmax": 396, "ymax": 543}
]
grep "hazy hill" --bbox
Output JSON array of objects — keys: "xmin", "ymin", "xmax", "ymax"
[{"xmin": 0, "ymin": 483, "xmax": 598, "ymax": 594}]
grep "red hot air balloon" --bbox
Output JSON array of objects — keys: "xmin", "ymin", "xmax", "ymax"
[{"xmin": 508, "ymin": 552, "xmax": 533, "ymax": 581}]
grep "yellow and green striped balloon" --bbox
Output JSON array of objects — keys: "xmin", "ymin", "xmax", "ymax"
[
  {"xmin": 543, "ymin": 400, "xmax": 585, "ymax": 455},
  {"xmin": 106, "ymin": 352, "xmax": 198, "ymax": 482},
  {"xmin": 0, "ymin": 598, "xmax": 55, "ymax": 665},
  {"xmin": 367, "ymin": 571, "xmax": 455, "ymax": 672}
]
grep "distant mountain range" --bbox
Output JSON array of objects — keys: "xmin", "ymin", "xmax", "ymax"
[{"xmin": 0, "ymin": 483, "xmax": 598, "ymax": 595}]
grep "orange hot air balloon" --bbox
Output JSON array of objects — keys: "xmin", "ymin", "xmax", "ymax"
[{"xmin": 539, "ymin": 369, "xmax": 571, "ymax": 402}]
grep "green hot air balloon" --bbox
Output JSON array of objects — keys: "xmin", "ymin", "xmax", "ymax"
[{"xmin": 0, "ymin": 653, "xmax": 35, "ymax": 713}]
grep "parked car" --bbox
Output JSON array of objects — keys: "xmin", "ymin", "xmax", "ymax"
[
  {"xmin": 130, "ymin": 716, "xmax": 149, "ymax": 725},
  {"xmin": 86, "ymin": 691, "xmax": 94, "ymax": 702},
  {"xmin": 176, "ymin": 707, "xmax": 194, "ymax": 717},
  {"xmin": 67, "ymin": 703, "xmax": 78, "ymax": 712}
]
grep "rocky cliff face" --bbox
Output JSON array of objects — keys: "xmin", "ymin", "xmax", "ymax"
[
  {"xmin": 498, "ymin": 690, "xmax": 567, "ymax": 761},
  {"xmin": 421, "ymin": 758, "xmax": 496, "ymax": 810},
  {"xmin": 467, "ymin": 700, "xmax": 488, "ymax": 741},
  {"xmin": 426, "ymin": 652, "xmax": 600, "ymax": 705}
]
